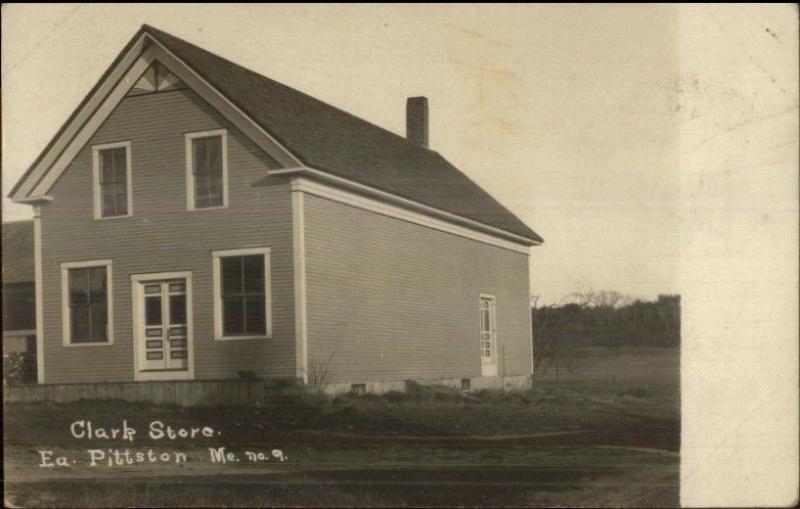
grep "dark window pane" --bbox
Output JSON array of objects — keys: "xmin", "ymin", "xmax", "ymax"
[
  {"xmin": 170, "ymin": 338, "xmax": 187, "ymax": 347},
  {"xmin": 195, "ymin": 174, "xmax": 210, "ymax": 196},
  {"xmin": 206, "ymin": 136, "xmax": 222, "ymax": 171},
  {"xmin": 195, "ymin": 194, "xmax": 208, "ymax": 209},
  {"xmin": 88, "ymin": 267, "xmax": 107, "ymax": 303},
  {"xmin": 111, "ymin": 147, "xmax": 125, "ymax": 170},
  {"xmin": 145, "ymin": 285, "xmax": 160, "ymax": 294},
  {"xmin": 91, "ymin": 305, "xmax": 107, "ymax": 342},
  {"xmin": 221, "ymin": 257, "xmax": 242, "ymax": 296},
  {"xmin": 115, "ymin": 185, "xmax": 127, "ymax": 214},
  {"xmin": 193, "ymin": 138, "xmax": 207, "ymax": 174},
  {"xmin": 114, "ymin": 161, "xmax": 127, "ymax": 182},
  {"xmin": 101, "ymin": 164, "xmax": 116, "ymax": 184},
  {"xmin": 170, "ymin": 294, "xmax": 186, "ymax": 325},
  {"xmin": 146, "ymin": 328, "xmax": 162, "ymax": 337},
  {"xmin": 146, "ymin": 339, "xmax": 162, "ymax": 349},
  {"xmin": 100, "ymin": 148, "xmax": 126, "ymax": 183},
  {"xmin": 101, "ymin": 187, "xmax": 116, "ymax": 216},
  {"xmin": 245, "ymin": 296, "xmax": 266, "ymax": 335},
  {"xmin": 70, "ymin": 305, "xmax": 90, "ymax": 343},
  {"xmin": 207, "ymin": 172, "xmax": 223, "ymax": 207},
  {"xmin": 145, "ymin": 297, "xmax": 162, "ymax": 326},
  {"xmin": 69, "ymin": 269, "xmax": 88, "ymax": 305},
  {"xmin": 100, "ymin": 150, "xmax": 117, "ymax": 181},
  {"xmin": 147, "ymin": 351, "xmax": 163, "ymax": 360},
  {"xmin": 206, "ymin": 194, "xmax": 223, "ymax": 208},
  {"xmin": 223, "ymin": 297, "xmax": 245, "ymax": 335},
  {"xmin": 170, "ymin": 350, "xmax": 187, "ymax": 359},
  {"xmin": 195, "ymin": 172, "xmax": 216, "ymax": 209},
  {"xmin": 242, "ymin": 255, "xmax": 264, "ymax": 293}
]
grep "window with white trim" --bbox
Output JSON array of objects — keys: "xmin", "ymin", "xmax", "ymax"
[
  {"xmin": 61, "ymin": 261, "xmax": 113, "ymax": 345},
  {"xmin": 186, "ymin": 130, "xmax": 227, "ymax": 209},
  {"xmin": 212, "ymin": 248, "xmax": 271, "ymax": 339},
  {"xmin": 93, "ymin": 142, "xmax": 132, "ymax": 218}
]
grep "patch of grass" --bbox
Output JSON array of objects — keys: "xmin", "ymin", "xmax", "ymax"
[
  {"xmin": 618, "ymin": 387, "xmax": 649, "ymax": 399},
  {"xmin": 5, "ymin": 480, "xmax": 409, "ymax": 509},
  {"xmin": 3, "ymin": 346, "xmax": 680, "ymax": 508},
  {"xmin": 4, "ymin": 347, "xmax": 679, "ymax": 445}
]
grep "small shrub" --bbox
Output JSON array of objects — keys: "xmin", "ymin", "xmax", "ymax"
[
  {"xmin": 3, "ymin": 352, "xmax": 35, "ymax": 385},
  {"xmin": 307, "ymin": 352, "xmax": 336, "ymax": 393}
]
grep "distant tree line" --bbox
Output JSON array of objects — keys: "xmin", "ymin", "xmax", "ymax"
[{"xmin": 532, "ymin": 291, "xmax": 681, "ymax": 350}]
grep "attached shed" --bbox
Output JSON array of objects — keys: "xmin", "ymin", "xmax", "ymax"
[{"xmin": 2, "ymin": 220, "xmax": 37, "ymax": 359}]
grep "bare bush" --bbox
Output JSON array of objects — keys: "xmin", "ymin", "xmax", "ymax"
[
  {"xmin": 307, "ymin": 352, "xmax": 336, "ymax": 393},
  {"xmin": 531, "ymin": 290, "xmax": 611, "ymax": 382}
]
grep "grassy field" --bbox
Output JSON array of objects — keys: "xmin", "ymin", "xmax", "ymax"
[{"xmin": 4, "ymin": 346, "xmax": 679, "ymax": 508}]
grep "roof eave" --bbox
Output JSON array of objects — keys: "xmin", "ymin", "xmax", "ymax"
[
  {"xmin": 257, "ymin": 166, "xmax": 543, "ymax": 247},
  {"xmin": 12, "ymin": 196, "xmax": 54, "ymax": 205},
  {"xmin": 8, "ymin": 26, "xmax": 152, "ymax": 200}
]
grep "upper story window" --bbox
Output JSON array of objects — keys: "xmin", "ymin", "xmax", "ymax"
[
  {"xmin": 61, "ymin": 260, "xmax": 114, "ymax": 346},
  {"xmin": 92, "ymin": 142, "xmax": 132, "ymax": 218},
  {"xmin": 186, "ymin": 129, "xmax": 228, "ymax": 210}
]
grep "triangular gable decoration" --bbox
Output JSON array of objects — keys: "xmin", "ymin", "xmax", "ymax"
[
  {"xmin": 127, "ymin": 61, "xmax": 184, "ymax": 97},
  {"xmin": 128, "ymin": 65, "xmax": 157, "ymax": 95},
  {"xmin": 157, "ymin": 65, "xmax": 183, "ymax": 91}
]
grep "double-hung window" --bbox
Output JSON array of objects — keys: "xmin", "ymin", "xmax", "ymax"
[
  {"xmin": 212, "ymin": 248, "xmax": 271, "ymax": 339},
  {"xmin": 61, "ymin": 260, "xmax": 113, "ymax": 345},
  {"xmin": 93, "ymin": 142, "xmax": 132, "ymax": 218},
  {"xmin": 186, "ymin": 130, "xmax": 228, "ymax": 209}
]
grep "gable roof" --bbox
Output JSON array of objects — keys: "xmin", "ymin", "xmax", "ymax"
[
  {"xmin": 2, "ymin": 220, "xmax": 35, "ymax": 284},
  {"xmin": 10, "ymin": 25, "xmax": 542, "ymax": 245}
]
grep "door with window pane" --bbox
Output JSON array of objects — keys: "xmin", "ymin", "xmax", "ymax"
[
  {"xmin": 138, "ymin": 279, "xmax": 189, "ymax": 372},
  {"xmin": 479, "ymin": 295, "xmax": 497, "ymax": 372}
]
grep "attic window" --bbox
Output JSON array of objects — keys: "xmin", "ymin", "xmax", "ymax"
[
  {"xmin": 127, "ymin": 61, "xmax": 185, "ymax": 96},
  {"xmin": 92, "ymin": 142, "xmax": 132, "ymax": 219},
  {"xmin": 186, "ymin": 130, "xmax": 228, "ymax": 210}
]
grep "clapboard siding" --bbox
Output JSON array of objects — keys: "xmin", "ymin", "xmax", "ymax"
[
  {"xmin": 303, "ymin": 193, "xmax": 532, "ymax": 383},
  {"xmin": 40, "ymin": 89, "xmax": 296, "ymax": 383}
]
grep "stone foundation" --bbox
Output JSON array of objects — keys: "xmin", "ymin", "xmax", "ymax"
[{"xmin": 322, "ymin": 374, "xmax": 532, "ymax": 396}]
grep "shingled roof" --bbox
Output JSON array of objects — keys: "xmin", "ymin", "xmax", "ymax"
[
  {"xmin": 143, "ymin": 26, "xmax": 541, "ymax": 243},
  {"xmin": 2, "ymin": 220, "xmax": 35, "ymax": 284}
]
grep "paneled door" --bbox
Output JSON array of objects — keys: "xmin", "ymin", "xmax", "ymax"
[
  {"xmin": 132, "ymin": 272, "xmax": 193, "ymax": 380},
  {"xmin": 479, "ymin": 294, "xmax": 497, "ymax": 376}
]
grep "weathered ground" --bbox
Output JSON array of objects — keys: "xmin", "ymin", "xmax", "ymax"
[{"xmin": 4, "ymin": 346, "xmax": 679, "ymax": 507}]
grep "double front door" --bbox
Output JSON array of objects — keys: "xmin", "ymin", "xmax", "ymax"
[{"xmin": 132, "ymin": 273, "xmax": 193, "ymax": 380}]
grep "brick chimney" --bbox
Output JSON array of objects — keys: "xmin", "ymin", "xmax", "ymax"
[{"xmin": 406, "ymin": 96, "xmax": 429, "ymax": 147}]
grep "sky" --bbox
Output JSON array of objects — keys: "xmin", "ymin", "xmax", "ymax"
[{"xmin": 0, "ymin": 4, "xmax": 792, "ymax": 305}]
